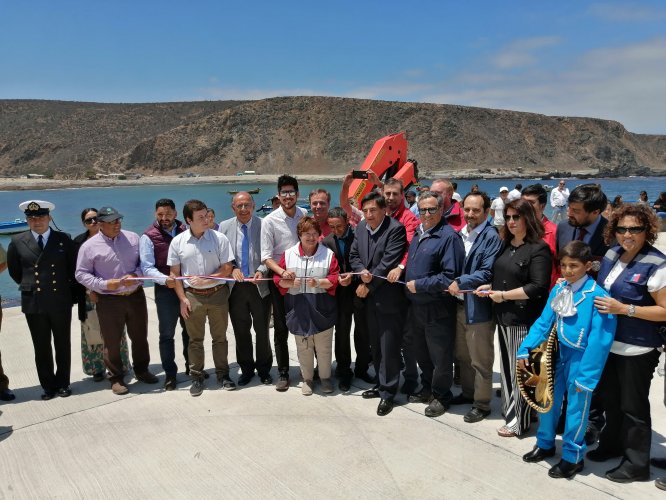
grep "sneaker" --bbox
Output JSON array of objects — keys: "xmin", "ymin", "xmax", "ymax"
[
  {"xmin": 301, "ymin": 380, "xmax": 314, "ymax": 396},
  {"xmin": 321, "ymin": 378, "xmax": 334, "ymax": 393},
  {"xmin": 164, "ymin": 376, "xmax": 177, "ymax": 391},
  {"xmin": 190, "ymin": 378, "xmax": 204, "ymax": 397},
  {"xmin": 275, "ymin": 373, "xmax": 290, "ymax": 392},
  {"xmin": 217, "ymin": 374, "xmax": 237, "ymax": 391},
  {"xmin": 111, "ymin": 381, "xmax": 129, "ymax": 395}
]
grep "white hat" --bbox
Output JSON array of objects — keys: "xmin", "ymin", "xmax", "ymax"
[
  {"xmin": 19, "ymin": 200, "xmax": 55, "ymax": 215},
  {"xmin": 499, "ymin": 186, "xmax": 509, "ymax": 193}
]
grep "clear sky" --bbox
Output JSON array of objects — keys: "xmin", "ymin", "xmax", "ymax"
[{"xmin": 1, "ymin": 1, "xmax": 665, "ymax": 133}]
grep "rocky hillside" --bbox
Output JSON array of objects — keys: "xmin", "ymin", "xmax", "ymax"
[{"xmin": 1, "ymin": 97, "xmax": 665, "ymax": 178}]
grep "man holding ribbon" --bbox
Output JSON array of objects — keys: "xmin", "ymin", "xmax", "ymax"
[
  {"xmin": 218, "ymin": 192, "xmax": 273, "ymax": 387},
  {"xmin": 168, "ymin": 199, "xmax": 235, "ymax": 397}
]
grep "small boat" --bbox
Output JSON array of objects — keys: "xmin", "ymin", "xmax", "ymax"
[
  {"xmin": 228, "ymin": 187, "xmax": 261, "ymax": 195},
  {"xmin": 0, "ymin": 218, "xmax": 28, "ymax": 235}
]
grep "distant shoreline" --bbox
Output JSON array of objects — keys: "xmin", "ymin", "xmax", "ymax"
[{"xmin": 2, "ymin": 171, "xmax": 663, "ymax": 192}]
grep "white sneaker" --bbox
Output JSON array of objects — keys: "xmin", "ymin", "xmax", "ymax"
[{"xmin": 301, "ymin": 380, "xmax": 314, "ymax": 396}]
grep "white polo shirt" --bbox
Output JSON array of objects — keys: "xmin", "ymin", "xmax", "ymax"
[{"xmin": 167, "ymin": 228, "xmax": 233, "ymax": 289}]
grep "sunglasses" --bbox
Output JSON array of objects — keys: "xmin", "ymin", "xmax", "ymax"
[
  {"xmin": 84, "ymin": 217, "xmax": 98, "ymax": 225},
  {"xmin": 506, "ymin": 214, "xmax": 522, "ymax": 221},
  {"xmin": 418, "ymin": 207, "xmax": 439, "ymax": 215},
  {"xmin": 615, "ymin": 226, "xmax": 645, "ymax": 235},
  {"xmin": 279, "ymin": 190, "xmax": 297, "ymax": 197}
]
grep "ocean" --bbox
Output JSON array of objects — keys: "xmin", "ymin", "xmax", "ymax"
[{"xmin": 0, "ymin": 176, "xmax": 663, "ymax": 305}]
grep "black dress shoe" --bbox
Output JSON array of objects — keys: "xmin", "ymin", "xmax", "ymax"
[
  {"xmin": 656, "ymin": 477, "xmax": 666, "ymax": 491},
  {"xmin": 41, "ymin": 391, "xmax": 56, "ymax": 401},
  {"xmin": 449, "ymin": 393, "xmax": 474, "ymax": 405},
  {"xmin": 164, "ymin": 376, "xmax": 177, "ymax": 391},
  {"xmin": 425, "ymin": 399, "xmax": 448, "ymax": 418},
  {"xmin": 338, "ymin": 378, "xmax": 351, "ymax": 392},
  {"xmin": 57, "ymin": 387, "xmax": 72, "ymax": 398},
  {"xmin": 237, "ymin": 373, "xmax": 255, "ymax": 387},
  {"xmin": 362, "ymin": 388, "xmax": 380, "ymax": 399},
  {"xmin": 586, "ymin": 447, "xmax": 623, "ymax": 462},
  {"xmin": 408, "ymin": 390, "xmax": 433, "ymax": 404},
  {"xmin": 259, "ymin": 374, "xmax": 273, "ymax": 385},
  {"xmin": 92, "ymin": 372, "xmax": 105, "ymax": 382},
  {"xmin": 548, "ymin": 459, "xmax": 584, "ymax": 479},
  {"xmin": 651, "ymin": 457, "xmax": 666, "ymax": 470},
  {"xmin": 377, "ymin": 398, "xmax": 394, "ymax": 416},
  {"xmin": 523, "ymin": 445, "xmax": 556, "ymax": 463},
  {"xmin": 464, "ymin": 407, "xmax": 491, "ymax": 423},
  {"xmin": 605, "ymin": 465, "xmax": 649, "ymax": 483},
  {"xmin": 0, "ymin": 389, "xmax": 16, "ymax": 401}
]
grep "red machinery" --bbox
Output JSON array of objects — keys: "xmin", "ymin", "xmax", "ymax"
[{"xmin": 348, "ymin": 131, "xmax": 419, "ymax": 205}]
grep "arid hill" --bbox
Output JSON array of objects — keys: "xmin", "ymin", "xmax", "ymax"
[{"xmin": 1, "ymin": 96, "xmax": 665, "ymax": 178}]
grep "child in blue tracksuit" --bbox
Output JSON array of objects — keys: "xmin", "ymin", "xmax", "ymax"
[{"xmin": 518, "ymin": 241, "xmax": 617, "ymax": 479}]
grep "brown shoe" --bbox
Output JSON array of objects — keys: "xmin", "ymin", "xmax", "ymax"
[{"xmin": 111, "ymin": 381, "xmax": 129, "ymax": 395}]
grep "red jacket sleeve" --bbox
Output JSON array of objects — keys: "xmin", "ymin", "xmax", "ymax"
[{"xmin": 326, "ymin": 253, "xmax": 340, "ymax": 296}]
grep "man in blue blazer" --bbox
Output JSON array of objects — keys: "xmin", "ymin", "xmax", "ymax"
[
  {"xmin": 349, "ymin": 192, "xmax": 408, "ymax": 416},
  {"xmin": 218, "ymin": 192, "xmax": 273, "ymax": 386}
]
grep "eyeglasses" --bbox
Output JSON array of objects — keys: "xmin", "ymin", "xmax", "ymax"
[
  {"xmin": 279, "ymin": 190, "xmax": 297, "ymax": 197},
  {"xmin": 418, "ymin": 207, "xmax": 439, "ymax": 215},
  {"xmin": 506, "ymin": 214, "xmax": 522, "ymax": 221},
  {"xmin": 84, "ymin": 217, "xmax": 98, "ymax": 225},
  {"xmin": 615, "ymin": 226, "xmax": 645, "ymax": 234},
  {"xmin": 234, "ymin": 204, "xmax": 252, "ymax": 210},
  {"xmin": 101, "ymin": 218, "xmax": 123, "ymax": 224}
]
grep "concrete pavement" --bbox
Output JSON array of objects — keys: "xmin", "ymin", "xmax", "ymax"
[{"xmin": 1, "ymin": 232, "xmax": 665, "ymax": 498}]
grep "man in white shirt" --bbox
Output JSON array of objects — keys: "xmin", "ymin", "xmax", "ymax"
[
  {"xmin": 550, "ymin": 180, "xmax": 570, "ymax": 223},
  {"xmin": 490, "ymin": 187, "xmax": 509, "ymax": 227},
  {"xmin": 168, "ymin": 199, "xmax": 235, "ymax": 397},
  {"xmin": 261, "ymin": 175, "xmax": 308, "ymax": 391}
]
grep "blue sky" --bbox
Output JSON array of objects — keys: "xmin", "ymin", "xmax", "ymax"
[{"xmin": 1, "ymin": 1, "xmax": 665, "ymax": 133}]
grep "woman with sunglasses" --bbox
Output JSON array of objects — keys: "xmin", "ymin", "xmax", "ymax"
[
  {"xmin": 73, "ymin": 208, "xmax": 130, "ymax": 381},
  {"xmin": 476, "ymin": 199, "xmax": 551, "ymax": 437},
  {"xmin": 588, "ymin": 203, "xmax": 666, "ymax": 484}
]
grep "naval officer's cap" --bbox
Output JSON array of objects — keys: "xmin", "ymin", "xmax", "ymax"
[{"xmin": 19, "ymin": 200, "xmax": 55, "ymax": 217}]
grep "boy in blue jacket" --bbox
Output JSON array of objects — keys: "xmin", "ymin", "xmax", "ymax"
[{"xmin": 518, "ymin": 241, "xmax": 617, "ymax": 479}]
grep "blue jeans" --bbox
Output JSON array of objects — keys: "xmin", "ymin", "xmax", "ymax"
[{"xmin": 154, "ymin": 284, "xmax": 189, "ymax": 377}]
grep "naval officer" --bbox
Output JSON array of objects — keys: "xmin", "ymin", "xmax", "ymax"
[{"xmin": 7, "ymin": 200, "xmax": 76, "ymax": 400}]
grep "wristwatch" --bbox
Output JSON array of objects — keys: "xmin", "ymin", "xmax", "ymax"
[
  {"xmin": 627, "ymin": 304, "xmax": 636, "ymax": 317},
  {"xmin": 398, "ymin": 264, "xmax": 405, "ymax": 270}
]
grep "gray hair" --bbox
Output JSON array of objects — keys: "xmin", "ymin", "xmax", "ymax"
[{"xmin": 417, "ymin": 191, "xmax": 443, "ymax": 209}]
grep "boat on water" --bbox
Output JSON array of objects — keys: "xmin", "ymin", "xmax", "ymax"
[
  {"xmin": 228, "ymin": 187, "xmax": 261, "ymax": 195},
  {"xmin": 0, "ymin": 218, "xmax": 28, "ymax": 235}
]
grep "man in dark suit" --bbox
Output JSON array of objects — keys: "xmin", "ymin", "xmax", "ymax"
[
  {"xmin": 218, "ymin": 192, "xmax": 273, "ymax": 386},
  {"xmin": 7, "ymin": 200, "xmax": 76, "ymax": 400},
  {"xmin": 349, "ymin": 192, "xmax": 407, "ymax": 416},
  {"xmin": 322, "ymin": 207, "xmax": 372, "ymax": 392},
  {"xmin": 555, "ymin": 183, "xmax": 609, "ymax": 444},
  {"xmin": 556, "ymin": 183, "xmax": 609, "ymax": 261},
  {"xmin": 0, "ymin": 243, "xmax": 16, "ymax": 402}
]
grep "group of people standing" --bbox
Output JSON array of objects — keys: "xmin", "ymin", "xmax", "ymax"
[{"xmin": 0, "ymin": 175, "xmax": 665, "ymax": 490}]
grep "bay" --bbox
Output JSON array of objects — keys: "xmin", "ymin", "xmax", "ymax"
[{"xmin": 1, "ymin": 176, "xmax": 663, "ymax": 305}]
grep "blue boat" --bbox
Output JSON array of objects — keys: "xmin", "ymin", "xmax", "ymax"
[{"xmin": 0, "ymin": 218, "xmax": 28, "ymax": 235}]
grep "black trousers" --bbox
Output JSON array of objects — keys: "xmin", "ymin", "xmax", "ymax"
[
  {"xmin": 598, "ymin": 349, "xmax": 660, "ymax": 474},
  {"xmin": 229, "ymin": 282, "xmax": 273, "ymax": 378},
  {"xmin": 366, "ymin": 301, "xmax": 405, "ymax": 400},
  {"xmin": 25, "ymin": 309, "xmax": 72, "ymax": 393},
  {"xmin": 268, "ymin": 280, "xmax": 290, "ymax": 374},
  {"xmin": 406, "ymin": 302, "xmax": 456, "ymax": 402},
  {"xmin": 333, "ymin": 290, "xmax": 371, "ymax": 378}
]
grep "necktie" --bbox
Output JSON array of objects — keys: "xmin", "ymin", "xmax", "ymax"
[
  {"xmin": 576, "ymin": 227, "xmax": 588, "ymax": 241},
  {"xmin": 37, "ymin": 234, "xmax": 44, "ymax": 251},
  {"xmin": 241, "ymin": 224, "xmax": 250, "ymax": 277}
]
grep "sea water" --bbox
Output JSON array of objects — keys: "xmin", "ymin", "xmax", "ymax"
[{"xmin": 0, "ymin": 177, "xmax": 663, "ymax": 304}]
